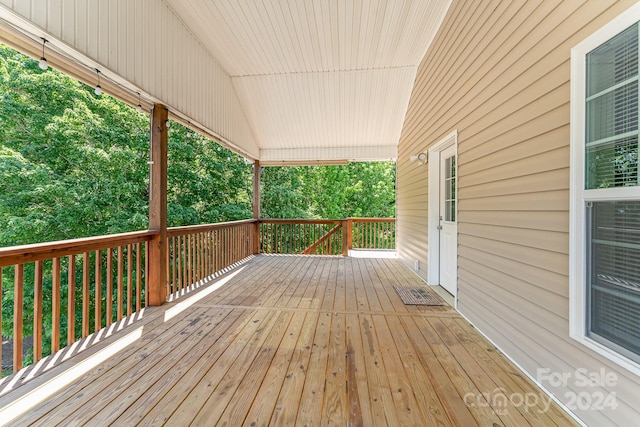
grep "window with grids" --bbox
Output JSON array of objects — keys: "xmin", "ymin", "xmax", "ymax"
[{"xmin": 583, "ymin": 23, "xmax": 640, "ymax": 363}]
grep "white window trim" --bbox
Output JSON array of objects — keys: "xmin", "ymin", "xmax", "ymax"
[{"xmin": 570, "ymin": 2, "xmax": 640, "ymax": 376}]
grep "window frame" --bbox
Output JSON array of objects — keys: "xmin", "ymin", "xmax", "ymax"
[{"xmin": 570, "ymin": 2, "xmax": 640, "ymax": 375}]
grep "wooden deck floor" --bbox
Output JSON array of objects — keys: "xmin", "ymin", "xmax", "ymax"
[{"xmin": 0, "ymin": 255, "xmax": 577, "ymax": 426}]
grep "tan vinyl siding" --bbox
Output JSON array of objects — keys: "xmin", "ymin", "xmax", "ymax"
[{"xmin": 396, "ymin": 0, "xmax": 640, "ymax": 425}]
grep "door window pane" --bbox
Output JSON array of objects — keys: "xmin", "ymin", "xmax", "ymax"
[{"xmin": 444, "ymin": 156, "xmax": 456, "ymax": 222}]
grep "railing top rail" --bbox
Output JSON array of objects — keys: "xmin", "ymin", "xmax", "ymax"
[
  {"xmin": 259, "ymin": 219, "xmax": 342, "ymax": 225},
  {"xmin": 167, "ymin": 218, "xmax": 257, "ymax": 237},
  {"xmin": 0, "ymin": 230, "xmax": 157, "ymax": 267},
  {"xmin": 348, "ymin": 218, "xmax": 395, "ymax": 223}
]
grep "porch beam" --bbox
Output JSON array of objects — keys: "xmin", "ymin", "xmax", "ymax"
[{"xmin": 148, "ymin": 104, "xmax": 168, "ymax": 306}]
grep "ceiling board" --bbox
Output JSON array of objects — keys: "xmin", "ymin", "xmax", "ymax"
[{"xmin": 164, "ymin": 0, "xmax": 452, "ymax": 161}]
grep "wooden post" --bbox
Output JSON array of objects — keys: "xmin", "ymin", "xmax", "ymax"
[
  {"xmin": 252, "ymin": 160, "xmax": 261, "ymax": 254},
  {"xmin": 148, "ymin": 104, "xmax": 168, "ymax": 306},
  {"xmin": 342, "ymin": 220, "xmax": 349, "ymax": 257}
]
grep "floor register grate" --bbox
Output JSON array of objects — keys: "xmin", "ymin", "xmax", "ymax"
[{"xmin": 393, "ymin": 286, "xmax": 443, "ymax": 306}]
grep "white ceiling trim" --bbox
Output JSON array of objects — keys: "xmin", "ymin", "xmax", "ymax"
[{"xmin": 260, "ymin": 145, "xmax": 398, "ymax": 164}]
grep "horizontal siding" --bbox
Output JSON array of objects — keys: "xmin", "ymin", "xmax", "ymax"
[
  {"xmin": 396, "ymin": 0, "xmax": 640, "ymax": 425},
  {"xmin": 0, "ymin": 0, "xmax": 259, "ymax": 158}
]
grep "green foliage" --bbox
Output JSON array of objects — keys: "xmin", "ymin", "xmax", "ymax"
[
  {"xmin": 261, "ymin": 162, "xmax": 396, "ymax": 219},
  {"xmin": 0, "ymin": 44, "xmax": 256, "ymax": 247}
]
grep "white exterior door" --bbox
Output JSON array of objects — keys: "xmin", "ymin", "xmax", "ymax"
[{"xmin": 438, "ymin": 145, "xmax": 457, "ymax": 296}]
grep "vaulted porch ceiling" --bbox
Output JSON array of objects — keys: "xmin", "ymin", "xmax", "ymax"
[
  {"xmin": 0, "ymin": 0, "xmax": 451, "ymax": 163},
  {"xmin": 164, "ymin": 0, "xmax": 451, "ymax": 163}
]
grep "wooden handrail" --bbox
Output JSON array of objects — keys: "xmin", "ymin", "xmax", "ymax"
[
  {"xmin": 348, "ymin": 217, "xmax": 396, "ymax": 223},
  {"xmin": 167, "ymin": 219, "xmax": 257, "ymax": 237},
  {"xmin": 0, "ymin": 230, "xmax": 157, "ymax": 268},
  {"xmin": 258, "ymin": 219, "xmax": 341, "ymax": 225}
]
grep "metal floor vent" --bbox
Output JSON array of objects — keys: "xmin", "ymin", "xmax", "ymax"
[{"xmin": 393, "ymin": 286, "xmax": 443, "ymax": 306}]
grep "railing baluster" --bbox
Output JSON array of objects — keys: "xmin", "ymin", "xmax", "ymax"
[
  {"xmin": 95, "ymin": 250, "xmax": 102, "ymax": 332},
  {"xmin": 117, "ymin": 246, "xmax": 124, "ymax": 321},
  {"xmin": 33, "ymin": 260, "xmax": 43, "ymax": 362},
  {"xmin": 166, "ymin": 237, "xmax": 173, "ymax": 298},
  {"xmin": 203, "ymin": 232, "xmax": 208, "ymax": 278},
  {"xmin": 194, "ymin": 233, "xmax": 198, "ymax": 283},
  {"xmin": 68, "ymin": 254, "xmax": 76, "ymax": 345},
  {"xmin": 201, "ymin": 232, "xmax": 206, "ymax": 279},
  {"xmin": 0, "ymin": 268, "xmax": 3, "ymax": 366},
  {"xmin": 145, "ymin": 241, "xmax": 150, "ymax": 306},
  {"xmin": 136, "ymin": 242, "xmax": 142, "ymax": 312},
  {"xmin": 178, "ymin": 236, "xmax": 184, "ymax": 291},
  {"xmin": 13, "ymin": 264, "xmax": 24, "ymax": 372},
  {"xmin": 194, "ymin": 233, "xmax": 199, "ymax": 283},
  {"xmin": 52, "ymin": 257, "xmax": 60, "ymax": 352},
  {"xmin": 82, "ymin": 252, "xmax": 90, "ymax": 338},
  {"xmin": 127, "ymin": 244, "xmax": 133, "ymax": 316},
  {"xmin": 186, "ymin": 234, "xmax": 192, "ymax": 287},
  {"xmin": 210, "ymin": 231, "xmax": 214, "ymax": 276},
  {"xmin": 169, "ymin": 237, "xmax": 175, "ymax": 294},
  {"xmin": 106, "ymin": 248, "xmax": 113, "ymax": 326}
]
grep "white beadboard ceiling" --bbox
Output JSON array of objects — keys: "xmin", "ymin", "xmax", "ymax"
[{"xmin": 164, "ymin": 0, "xmax": 452, "ymax": 162}]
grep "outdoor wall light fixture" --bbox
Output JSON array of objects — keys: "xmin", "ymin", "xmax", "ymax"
[
  {"xmin": 94, "ymin": 69, "xmax": 102, "ymax": 95},
  {"xmin": 38, "ymin": 38, "xmax": 48, "ymax": 70},
  {"xmin": 410, "ymin": 152, "xmax": 427, "ymax": 165}
]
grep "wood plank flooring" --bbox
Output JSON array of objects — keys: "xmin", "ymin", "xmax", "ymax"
[{"xmin": 0, "ymin": 255, "xmax": 578, "ymax": 426}]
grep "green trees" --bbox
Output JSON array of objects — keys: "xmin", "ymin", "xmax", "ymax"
[
  {"xmin": 260, "ymin": 163, "xmax": 396, "ymax": 219},
  {"xmin": 0, "ymin": 44, "xmax": 151, "ymax": 246},
  {"xmin": 0, "ymin": 44, "xmax": 254, "ymax": 247}
]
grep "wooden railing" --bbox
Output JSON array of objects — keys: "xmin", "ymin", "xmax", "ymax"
[
  {"xmin": 0, "ymin": 217, "xmax": 392, "ymax": 376},
  {"xmin": 259, "ymin": 219, "xmax": 345, "ymax": 255},
  {"xmin": 167, "ymin": 219, "xmax": 255, "ymax": 294},
  {"xmin": 349, "ymin": 218, "xmax": 396, "ymax": 250},
  {"xmin": 259, "ymin": 218, "xmax": 396, "ymax": 255},
  {"xmin": 0, "ymin": 230, "xmax": 155, "ymax": 374}
]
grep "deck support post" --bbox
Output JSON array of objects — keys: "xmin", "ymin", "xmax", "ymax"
[
  {"xmin": 252, "ymin": 160, "xmax": 261, "ymax": 254},
  {"xmin": 148, "ymin": 104, "xmax": 168, "ymax": 306},
  {"xmin": 342, "ymin": 220, "xmax": 350, "ymax": 256}
]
